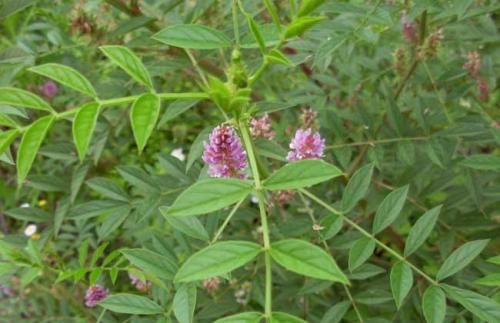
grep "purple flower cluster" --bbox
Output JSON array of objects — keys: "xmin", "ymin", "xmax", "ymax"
[
  {"xmin": 84, "ymin": 284, "xmax": 108, "ymax": 308},
  {"xmin": 39, "ymin": 81, "xmax": 58, "ymax": 100},
  {"xmin": 400, "ymin": 12, "xmax": 418, "ymax": 45},
  {"xmin": 129, "ymin": 273, "xmax": 152, "ymax": 292},
  {"xmin": 203, "ymin": 125, "xmax": 247, "ymax": 178},
  {"xmin": 286, "ymin": 128, "xmax": 325, "ymax": 161},
  {"xmin": 250, "ymin": 114, "xmax": 275, "ymax": 139}
]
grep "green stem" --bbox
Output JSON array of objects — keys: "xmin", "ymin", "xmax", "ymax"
[
  {"xmin": 211, "ymin": 197, "xmax": 246, "ymax": 244},
  {"xmin": 232, "ymin": 0, "xmax": 240, "ymax": 48},
  {"xmin": 299, "ymin": 188, "xmax": 439, "ymax": 286},
  {"xmin": 239, "ymin": 120, "xmax": 272, "ymax": 321}
]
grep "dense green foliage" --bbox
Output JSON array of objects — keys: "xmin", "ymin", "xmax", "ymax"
[{"xmin": 0, "ymin": 0, "xmax": 499, "ymax": 322}]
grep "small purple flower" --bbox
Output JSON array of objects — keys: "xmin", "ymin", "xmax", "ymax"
[
  {"xmin": 401, "ymin": 13, "xmax": 418, "ymax": 45},
  {"xmin": 202, "ymin": 125, "xmax": 247, "ymax": 178},
  {"xmin": 250, "ymin": 114, "xmax": 275, "ymax": 139},
  {"xmin": 287, "ymin": 128, "xmax": 325, "ymax": 161},
  {"xmin": 84, "ymin": 284, "xmax": 108, "ymax": 308},
  {"xmin": 39, "ymin": 80, "xmax": 58, "ymax": 99},
  {"xmin": 129, "ymin": 273, "xmax": 151, "ymax": 292}
]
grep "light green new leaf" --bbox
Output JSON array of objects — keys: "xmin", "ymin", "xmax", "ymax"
[
  {"xmin": 165, "ymin": 178, "xmax": 252, "ymax": 217},
  {"xmin": 436, "ymin": 239, "xmax": 489, "ymax": 281},
  {"xmin": 0, "ymin": 87, "xmax": 52, "ymax": 111},
  {"xmin": 267, "ymin": 49, "xmax": 293, "ymax": 65},
  {"xmin": 348, "ymin": 237, "xmax": 375, "ymax": 271},
  {"xmin": 404, "ymin": 205, "xmax": 441, "ymax": 256},
  {"xmin": 130, "ymin": 93, "xmax": 160, "ymax": 153},
  {"xmin": 214, "ymin": 312, "xmax": 263, "ymax": 323},
  {"xmin": 285, "ymin": 16, "xmax": 325, "ymax": 38},
  {"xmin": 341, "ymin": 163, "xmax": 374, "ymax": 213},
  {"xmin": 175, "ymin": 241, "xmax": 261, "ymax": 282},
  {"xmin": 160, "ymin": 209, "xmax": 209, "ymax": 241},
  {"xmin": 298, "ymin": 0, "xmax": 326, "ymax": 17},
  {"xmin": 461, "ymin": 154, "xmax": 500, "ymax": 172},
  {"xmin": 29, "ymin": 63, "xmax": 97, "ymax": 97},
  {"xmin": 0, "ymin": 129, "xmax": 19, "ymax": 156},
  {"xmin": 475, "ymin": 273, "xmax": 500, "ymax": 287},
  {"xmin": 152, "ymin": 24, "xmax": 231, "ymax": 49},
  {"xmin": 173, "ymin": 284, "xmax": 197, "ymax": 323},
  {"xmin": 263, "ymin": 159, "xmax": 342, "ymax": 191},
  {"xmin": 99, "ymin": 293, "xmax": 163, "ymax": 314},
  {"xmin": 442, "ymin": 284, "xmax": 500, "ymax": 322},
  {"xmin": 245, "ymin": 14, "xmax": 266, "ymax": 53},
  {"xmin": 270, "ymin": 239, "xmax": 348, "ymax": 283},
  {"xmin": 100, "ymin": 46, "xmax": 153, "ymax": 88},
  {"xmin": 390, "ymin": 261, "xmax": 413, "ymax": 309},
  {"xmin": 16, "ymin": 115, "xmax": 54, "ymax": 184},
  {"xmin": 372, "ymin": 185, "xmax": 409, "ymax": 234},
  {"xmin": 422, "ymin": 285, "xmax": 446, "ymax": 323},
  {"xmin": 0, "ymin": 113, "xmax": 18, "ymax": 127},
  {"xmin": 121, "ymin": 248, "xmax": 177, "ymax": 281},
  {"xmin": 263, "ymin": 0, "xmax": 281, "ymax": 32},
  {"xmin": 271, "ymin": 312, "xmax": 307, "ymax": 323},
  {"xmin": 72, "ymin": 102, "xmax": 100, "ymax": 161}
]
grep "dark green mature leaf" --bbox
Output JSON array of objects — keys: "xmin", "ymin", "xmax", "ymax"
[
  {"xmin": 298, "ymin": 0, "xmax": 326, "ymax": 17},
  {"xmin": 5, "ymin": 207, "xmax": 50, "ymax": 222},
  {"xmin": 0, "ymin": 87, "xmax": 52, "ymax": 111},
  {"xmin": 372, "ymin": 185, "xmax": 408, "ymax": 234},
  {"xmin": 130, "ymin": 93, "xmax": 160, "ymax": 153},
  {"xmin": 442, "ymin": 284, "xmax": 500, "ymax": 322},
  {"xmin": 100, "ymin": 46, "xmax": 153, "ymax": 88},
  {"xmin": 175, "ymin": 241, "xmax": 261, "ymax": 282},
  {"xmin": 475, "ymin": 273, "xmax": 500, "ymax": 287},
  {"xmin": 121, "ymin": 248, "xmax": 177, "ymax": 281},
  {"xmin": 69, "ymin": 200, "xmax": 128, "ymax": 220},
  {"xmin": 320, "ymin": 301, "xmax": 350, "ymax": 323},
  {"xmin": 86, "ymin": 177, "xmax": 129, "ymax": 201},
  {"xmin": 116, "ymin": 165, "xmax": 160, "ymax": 193},
  {"xmin": 341, "ymin": 163, "xmax": 374, "ymax": 212},
  {"xmin": 0, "ymin": 129, "xmax": 18, "ymax": 155},
  {"xmin": 160, "ymin": 209, "xmax": 209, "ymax": 241},
  {"xmin": 165, "ymin": 179, "xmax": 252, "ymax": 217},
  {"xmin": 17, "ymin": 115, "xmax": 54, "ymax": 184},
  {"xmin": 285, "ymin": 16, "xmax": 325, "ymax": 38},
  {"xmin": 72, "ymin": 102, "xmax": 100, "ymax": 161},
  {"xmin": 159, "ymin": 99, "xmax": 199, "ymax": 126},
  {"xmin": 263, "ymin": 160, "xmax": 342, "ymax": 191},
  {"xmin": 390, "ymin": 261, "xmax": 413, "ymax": 309},
  {"xmin": 99, "ymin": 293, "xmax": 163, "ymax": 314},
  {"xmin": 270, "ymin": 239, "xmax": 348, "ymax": 283},
  {"xmin": 0, "ymin": 0, "xmax": 36, "ymax": 19},
  {"xmin": 404, "ymin": 206, "xmax": 441, "ymax": 256},
  {"xmin": 461, "ymin": 154, "xmax": 500, "ymax": 171},
  {"xmin": 186, "ymin": 126, "xmax": 211, "ymax": 171},
  {"xmin": 422, "ymin": 285, "xmax": 446, "ymax": 323},
  {"xmin": 152, "ymin": 24, "xmax": 231, "ymax": 49},
  {"xmin": 173, "ymin": 284, "xmax": 197, "ymax": 323},
  {"xmin": 29, "ymin": 64, "xmax": 97, "ymax": 97},
  {"xmin": 436, "ymin": 239, "xmax": 489, "ymax": 281},
  {"xmin": 348, "ymin": 237, "xmax": 375, "ymax": 271},
  {"xmin": 319, "ymin": 214, "xmax": 343, "ymax": 240},
  {"xmin": 214, "ymin": 312, "xmax": 262, "ymax": 323},
  {"xmin": 271, "ymin": 312, "xmax": 307, "ymax": 323}
]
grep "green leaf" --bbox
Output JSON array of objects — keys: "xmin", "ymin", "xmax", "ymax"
[
  {"xmin": 173, "ymin": 284, "xmax": 197, "ymax": 323},
  {"xmin": 0, "ymin": 87, "xmax": 52, "ymax": 111},
  {"xmin": 72, "ymin": 102, "xmax": 100, "ymax": 161},
  {"xmin": 404, "ymin": 205, "xmax": 441, "ymax": 257},
  {"xmin": 175, "ymin": 241, "xmax": 261, "ymax": 282},
  {"xmin": 319, "ymin": 214, "xmax": 343, "ymax": 240},
  {"xmin": 442, "ymin": 284, "xmax": 500, "ymax": 322},
  {"xmin": 0, "ymin": 129, "xmax": 19, "ymax": 156},
  {"xmin": 0, "ymin": 113, "xmax": 18, "ymax": 127},
  {"xmin": 79, "ymin": 240, "xmax": 89, "ymax": 267},
  {"xmin": 130, "ymin": 93, "xmax": 160, "ymax": 153},
  {"xmin": 436, "ymin": 239, "xmax": 489, "ymax": 281},
  {"xmin": 298, "ymin": 0, "xmax": 326, "ymax": 17},
  {"xmin": 69, "ymin": 200, "xmax": 128, "ymax": 220},
  {"xmin": 270, "ymin": 239, "xmax": 348, "ymax": 283},
  {"xmin": 263, "ymin": 160, "xmax": 342, "ymax": 191},
  {"xmin": 284, "ymin": 16, "xmax": 325, "ymax": 38},
  {"xmin": 390, "ymin": 261, "xmax": 413, "ymax": 309},
  {"xmin": 271, "ymin": 312, "xmax": 307, "ymax": 323},
  {"xmin": 263, "ymin": 0, "xmax": 281, "ymax": 32},
  {"xmin": 16, "ymin": 115, "xmax": 54, "ymax": 184},
  {"xmin": 214, "ymin": 312, "xmax": 263, "ymax": 323},
  {"xmin": 5, "ymin": 207, "xmax": 49, "ymax": 222},
  {"xmin": 165, "ymin": 178, "xmax": 252, "ymax": 217},
  {"xmin": 422, "ymin": 285, "xmax": 446, "ymax": 323},
  {"xmin": 487, "ymin": 255, "xmax": 500, "ymax": 265},
  {"xmin": 372, "ymin": 185, "xmax": 409, "ymax": 234},
  {"xmin": 100, "ymin": 46, "xmax": 153, "ymax": 88},
  {"xmin": 160, "ymin": 209, "xmax": 209, "ymax": 241},
  {"xmin": 475, "ymin": 273, "xmax": 500, "ymax": 287},
  {"xmin": 152, "ymin": 24, "xmax": 231, "ymax": 49},
  {"xmin": 86, "ymin": 177, "xmax": 129, "ymax": 202},
  {"xmin": 320, "ymin": 301, "xmax": 350, "ymax": 323},
  {"xmin": 461, "ymin": 154, "xmax": 500, "ymax": 171},
  {"xmin": 348, "ymin": 237, "xmax": 375, "ymax": 271},
  {"xmin": 158, "ymin": 99, "xmax": 199, "ymax": 126},
  {"xmin": 121, "ymin": 248, "xmax": 177, "ymax": 281},
  {"xmin": 99, "ymin": 293, "xmax": 163, "ymax": 315},
  {"xmin": 29, "ymin": 63, "xmax": 97, "ymax": 97},
  {"xmin": 341, "ymin": 163, "xmax": 374, "ymax": 213},
  {"xmin": 245, "ymin": 14, "xmax": 266, "ymax": 53},
  {"xmin": 267, "ymin": 49, "xmax": 293, "ymax": 65}
]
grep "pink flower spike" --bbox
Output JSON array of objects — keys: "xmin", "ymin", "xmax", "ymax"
[
  {"xmin": 202, "ymin": 125, "xmax": 248, "ymax": 178},
  {"xmin": 39, "ymin": 80, "xmax": 58, "ymax": 99},
  {"xmin": 250, "ymin": 113, "xmax": 275, "ymax": 139},
  {"xmin": 287, "ymin": 128, "xmax": 325, "ymax": 161},
  {"xmin": 84, "ymin": 284, "xmax": 109, "ymax": 308}
]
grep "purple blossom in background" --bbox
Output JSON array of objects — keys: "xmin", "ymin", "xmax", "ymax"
[
  {"xmin": 129, "ymin": 273, "xmax": 152, "ymax": 292},
  {"xmin": 203, "ymin": 125, "xmax": 247, "ymax": 178},
  {"xmin": 39, "ymin": 80, "xmax": 58, "ymax": 99},
  {"xmin": 400, "ymin": 12, "xmax": 418, "ymax": 45},
  {"xmin": 250, "ymin": 114, "xmax": 274, "ymax": 139},
  {"xmin": 84, "ymin": 284, "xmax": 108, "ymax": 308},
  {"xmin": 287, "ymin": 128, "xmax": 325, "ymax": 161}
]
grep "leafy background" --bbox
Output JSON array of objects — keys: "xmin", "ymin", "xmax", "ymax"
[{"xmin": 0, "ymin": 0, "xmax": 499, "ymax": 322}]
